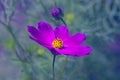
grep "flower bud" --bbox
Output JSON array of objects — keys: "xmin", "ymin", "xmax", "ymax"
[{"xmin": 51, "ymin": 8, "xmax": 63, "ymax": 19}]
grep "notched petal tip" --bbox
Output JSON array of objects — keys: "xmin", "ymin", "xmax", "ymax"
[
  {"xmin": 27, "ymin": 26, "xmax": 36, "ymax": 32},
  {"xmin": 83, "ymin": 46, "xmax": 92, "ymax": 54},
  {"xmin": 54, "ymin": 25, "xmax": 70, "ymax": 39},
  {"xmin": 38, "ymin": 21, "xmax": 46, "ymax": 25},
  {"xmin": 76, "ymin": 46, "xmax": 92, "ymax": 56},
  {"xmin": 37, "ymin": 21, "xmax": 53, "ymax": 32},
  {"xmin": 75, "ymin": 46, "xmax": 92, "ymax": 56},
  {"xmin": 81, "ymin": 33, "xmax": 86, "ymax": 40},
  {"xmin": 76, "ymin": 33, "xmax": 86, "ymax": 40},
  {"xmin": 69, "ymin": 33, "xmax": 86, "ymax": 44},
  {"xmin": 56, "ymin": 25, "xmax": 68, "ymax": 29},
  {"xmin": 27, "ymin": 25, "xmax": 39, "ymax": 38},
  {"xmin": 38, "ymin": 21, "xmax": 49, "ymax": 28}
]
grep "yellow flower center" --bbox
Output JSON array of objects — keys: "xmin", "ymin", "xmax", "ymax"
[{"xmin": 52, "ymin": 38, "xmax": 63, "ymax": 48}]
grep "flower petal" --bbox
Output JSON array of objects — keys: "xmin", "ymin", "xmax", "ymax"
[
  {"xmin": 54, "ymin": 25, "xmax": 70, "ymax": 40},
  {"xmin": 56, "ymin": 46, "xmax": 92, "ymax": 56},
  {"xmin": 63, "ymin": 33, "xmax": 86, "ymax": 46},
  {"xmin": 28, "ymin": 26, "xmax": 39, "ymax": 38},
  {"xmin": 28, "ymin": 21, "xmax": 55, "ymax": 49},
  {"xmin": 38, "ymin": 21, "xmax": 53, "ymax": 33},
  {"xmin": 38, "ymin": 21, "xmax": 55, "ymax": 42},
  {"xmin": 29, "ymin": 36, "xmax": 52, "ymax": 48},
  {"xmin": 71, "ymin": 33, "xmax": 86, "ymax": 43}
]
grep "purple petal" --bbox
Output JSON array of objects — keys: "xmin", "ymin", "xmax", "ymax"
[
  {"xmin": 38, "ymin": 21, "xmax": 53, "ymax": 33},
  {"xmin": 28, "ymin": 26, "xmax": 39, "ymax": 38},
  {"xmin": 38, "ymin": 21, "xmax": 55, "ymax": 42},
  {"xmin": 54, "ymin": 25, "xmax": 70, "ymax": 41},
  {"xmin": 30, "ymin": 36, "xmax": 52, "ymax": 49},
  {"xmin": 63, "ymin": 33, "xmax": 86, "ymax": 46},
  {"xmin": 71, "ymin": 33, "xmax": 86, "ymax": 43},
  {"xmin": 28, "ymin": 21, "xmax": 55, "ymax": 49},
  {"xmin": 56, "ymin": 46, "xmax": 92, "ymax": 56}
]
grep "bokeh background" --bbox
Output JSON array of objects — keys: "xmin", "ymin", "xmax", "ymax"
[{"xmin": 0, "ymin": 0, "xmax": 120, "ymax": 80}]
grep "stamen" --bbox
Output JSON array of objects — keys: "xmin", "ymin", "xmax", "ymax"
[{"xmin": 52, "ymin": 38, "xmax": 63, "ymax": 48}]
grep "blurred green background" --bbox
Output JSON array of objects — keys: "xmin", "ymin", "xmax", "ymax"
[{"xmin": 0, "ymin": 0, "xmax": 120, "ymax": 80}]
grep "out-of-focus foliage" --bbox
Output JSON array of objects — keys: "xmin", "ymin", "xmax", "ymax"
[{"xmin": 0, "ymin": 0, "xmax": 120, "ymax": 80}]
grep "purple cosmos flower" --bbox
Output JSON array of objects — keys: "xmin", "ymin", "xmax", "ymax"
[
  {"xmin": 51, "ymin": 8, "xmax": 63, "ymax": 19},
  {"xmin": 28, "ymin": 21, "xmax": 92, "ymax": 56}
]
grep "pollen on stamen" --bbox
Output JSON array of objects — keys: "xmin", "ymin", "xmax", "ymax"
[{"xmin": 52, "ymin": 38, "xmax": 63, "ymax": 48}]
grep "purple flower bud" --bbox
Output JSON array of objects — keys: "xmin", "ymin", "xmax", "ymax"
[{"xmin": 51, "ymin": 8, "xmax": 63, "ymax": 19}]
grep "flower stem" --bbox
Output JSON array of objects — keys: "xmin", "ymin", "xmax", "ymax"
[
  {"xmin": 58, "ymin": 56, "xmax": 68, "ymax": 80},
  {"xmin": 52, "ymin": 54, "xmax": 56, "ymax": 80},
  {"xmin": 60, "ymin": 17, "xmax": 67, "ymax": 26},
  {"xmin": 6, "ymin": 24, "xmax": 30, "ymax": 61},
  {"xmin": 53, "ymin": 0, "xmax": 57, "ymax": 7}
]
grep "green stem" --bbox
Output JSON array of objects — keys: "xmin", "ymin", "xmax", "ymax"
[
  {"xmin": 53, "ymin": 0, "xmax": 57, "ymax": 7},
  {"xmin": 58, "ymin": 56, "xmax": 68, "ymax": 80},
  {"xmin": 60, "ymin": 17, "xmax": 67, "ymax": 26},
  {"xmin": 6, "ymin": 24, "xmax": 38, "ymax": 80},
  {"xmin": 52, "ymin": 55, "xmax": 56, "ymax": 80},
  {"xmin": 6, "ymin": 24, "xmax": 28, "ymax": 61},
  {"xmin": 0, "ymin": 1, "xmax": 7, "ymax": 21}
]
